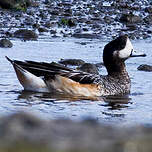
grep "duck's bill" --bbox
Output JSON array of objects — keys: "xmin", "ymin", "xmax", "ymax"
[{"xmin": 130, "ymin": 50, "xmax": 146, "ymax": 57}]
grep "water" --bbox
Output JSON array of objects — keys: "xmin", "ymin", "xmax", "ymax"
[{"xmin": 0, "ymin": 37, "xmax": 152, "ymax": 126}]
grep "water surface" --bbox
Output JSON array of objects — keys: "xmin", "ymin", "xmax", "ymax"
[{"xmin": 0, "ymin": 38, "xmax": 152, "ymax": 126}]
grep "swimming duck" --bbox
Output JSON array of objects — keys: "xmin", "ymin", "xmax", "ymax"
[{"xmin": 6, "ymin": 35, "xmax": 146, "ymax": 97}]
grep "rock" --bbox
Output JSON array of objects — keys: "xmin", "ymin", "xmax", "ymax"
[
  {"xmin": 144, "ymin": 15, "xmax": 152, "ymax": 24},
  {"xmin": 14, "ymin": 29, "xmax": 38, "ymax": 40},
  {"xmin": 44, "ymin": 21, "xmax": 52, "ymax": 28},
  {"xmin": 104, "ymin": 16, "xmax": 114, "ymax": 24},
  {"xmin": 38, "ymin": 27, "xmax": 49, "ymax": 33},
  {"xmin": 24, "ymin": 17, "xmax": 35, "ymax": 26},
  {"xmin": 0, "ymin": 39, "xmax": 13, "ymax": 48},
  {"xmin": 32, "ymin": 23, "xmax": 40, "ymax": 29},
  {"xmin": 95, "ymin": 62, "xmax": 104, "ymax": 68},
  {"xmin": 120, "ymin": 13, "xmax": 142, "ymax": 24},
  {"xmin": 58, "ymin": 18, "xmax": 76, "ymax": 27},
  {"xmin": 78, "ymin": 63, "xmax": 99, "ymax": 74},
  {"xmin": 145, "ymin": 7, "xmax": 152, "ymax": 14},
  {"xmin": 137, "ymin": 64, "xmax": 152, "ymax": 72},
  {"xmin": 50, "ymin": 30, "xmax": 57, "ymax": 34},
  {"xmin": 72, "ymin": 33, "xmax": 101, "ymax": 39},
  {"xmin": 0, "ymin": 0, "xmax": 33, "ymax": 10},
  {"xmin": 59, "ymin": 59, "xmax": 85, "ymax": 66}
]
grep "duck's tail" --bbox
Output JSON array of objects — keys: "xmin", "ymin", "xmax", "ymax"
[{"xmin": 6, "ymin": 56, "xmax": 49, "ymax": 92}]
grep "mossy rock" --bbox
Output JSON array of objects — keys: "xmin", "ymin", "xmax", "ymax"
[{"xmin": 0, "ymin": 0, "xmax": 33, "ymax": 11}]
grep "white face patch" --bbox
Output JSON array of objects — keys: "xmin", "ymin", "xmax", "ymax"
[{"xmin": 118, "ymin": 38, "xmax": 133, "ymax": 59}]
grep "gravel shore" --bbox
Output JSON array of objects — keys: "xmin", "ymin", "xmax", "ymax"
[{"xmin": 0, "ymin": 0, "xmax": 152, "ymax": 40}]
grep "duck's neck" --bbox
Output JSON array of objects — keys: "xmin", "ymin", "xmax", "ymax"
[{"xmin": 106, "ymin": 61, "xmax": 130, "ymax": 80}]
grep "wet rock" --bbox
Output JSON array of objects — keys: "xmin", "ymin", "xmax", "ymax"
[
  {"xmin": 59, "ymin": 59, "xmax": 85, "ymax": 66},
  {"xmin": 126, "ymin": 24, "xmax": 138, "ymax": 31},
  {"xmin": 0, "ymin": 0, "xmax": 152, "ymax": 40},
  {"xmin": 38, "ymin": 27, "xmax": 49, "ymax": 33},
  {"xmin": 104, "ymin": 16, "xmax": 115, "ymax": 24},
  {"xmin": 0, "ymin": 0, "xmax": 33, "ymax": 10},
  {"xmin": 144, "ymin": 15, "xmax": 152, "ymax": 24},
  {"xmin": 14, "ymin": 29, "xmax": 38, "ymax": 40},
  {"xmin": 120, "ymin": 13, "xmax": 142, "ymax": 24},
  {"xmin": 78, "ymin": 63, "xmax": 99, "ymax": 74},
  {"xmin": 24, "ymin": 17, "xmax": 35, "ymax": 26},
  {"xmin": 58, "ymin": 18, "xmax": 76, "ymax": 27},
  {"xmin": 0, "ymin": 39, "xmax": 13, "ymax": 48},
  {"xmin": 50, "ymin": 30, "xmax": 57, "ymax": 34},
  {"xmin": 32, "ymin": 23, "xmax": 40, "ymax": 29},
  {"xmin": 44, "ymin": 21, "xmax": 52, "ymax": 28},
  {"xmin": 95, "ymin": 62, "xmax": 104, "ymax": 68},
  {"xmin": 137, "ymin": 64, "xmax": 152, "ymax": 72},
  {"xmin": 145, "ymin": 7, "xmax": 152, "ymax": 14},
  {"xmin": 72, "ymin": 33, "xmax": 101, "ymax": 39}
]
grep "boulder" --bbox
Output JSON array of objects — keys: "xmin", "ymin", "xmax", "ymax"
[
  {"xmin": 120, "ymin": 13, "xmax": 142, "ymax": 24},
  {"xmin": 137, "ymin": 64, "xmax": 152, "ymax": 72},
  {"xmin": 14, "ymin": 29, "xmax": 38, "ymax": 40},
  {"xmin": 0, "ymin": 0, "xmax": 33, "ymax": 10},
  {"xmin": 78, "ymin": 63, "xmax": 99, "ymax": 74},
  {"xmin": 59, "ymin": 59, "xmax": 85, "ymax": 66},
  {"xmin": 0, "ymin": 39, "xmax": 13, "ymax": 48}
]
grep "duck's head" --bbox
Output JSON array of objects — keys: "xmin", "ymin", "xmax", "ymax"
[{"xmin": 103, "ymin": 35, "xmax": 146, "ymax": 75}]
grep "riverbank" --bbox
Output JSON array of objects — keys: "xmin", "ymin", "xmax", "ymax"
[{"xmin": 0, "ymin": 0, "xmax": 152, "ymax": 40}]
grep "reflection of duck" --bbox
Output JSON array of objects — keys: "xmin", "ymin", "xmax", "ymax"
[{"xmin": 6, "ymin": 35, "xmax": 146, "ymax": 97}]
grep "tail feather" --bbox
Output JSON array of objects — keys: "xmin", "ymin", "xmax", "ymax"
[
  {"xmin": 6, "ymin": 56, "xmax": 49, "ymax": 92},
  {"xmin": 6, "ymin": 56, "xmax": 14, "ymax": 64},
  {"xmin": 6, "ymin": 56, "xmax": 73, "ymax": 77}
]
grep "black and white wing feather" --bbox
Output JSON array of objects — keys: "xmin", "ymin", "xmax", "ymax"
[{"xmin": 6, "ymin": 56, "xmax": 100, "ymax": 84}]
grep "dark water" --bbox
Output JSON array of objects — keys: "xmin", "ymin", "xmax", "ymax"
[{"xmin": 0, "ymin": 38, "xmax": 152, "ymax": 126}]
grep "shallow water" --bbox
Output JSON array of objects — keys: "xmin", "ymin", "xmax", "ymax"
[{"xmin": 0, "ymin": 37, "xmax": 152, "ymax": 126}]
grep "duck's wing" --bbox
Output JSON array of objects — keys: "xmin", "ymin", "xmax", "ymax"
[
  {"xmin": 6, "ymin": 56, "xmax": 101, "ymax": 96},
  {"xmin": 6, "ymin": 56, "xmax": 99, "ymax": 84}
]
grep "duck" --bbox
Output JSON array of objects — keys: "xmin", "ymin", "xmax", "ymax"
[{"xmin": 6, "ymin": 35, "xmax": 146, "ymax": 97}]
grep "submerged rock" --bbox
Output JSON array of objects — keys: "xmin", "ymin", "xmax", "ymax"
[
  {"xmin": 14, "ymin": 29, "xmax": 38, "ymax": 40},
  {"xmin": 0, "ymin": 39, "xmax": 13, "ymax": 48},
  {"xmin": 78, "ymin": 63, "xmax": 99, "ymax": 74},
  {"xmin": 59, "ymin": 59, "xmax": 85, "ymax": 66},
  {"xmin": 137, "ymin": 64, "xmax": 152, "ymax": 72}
]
